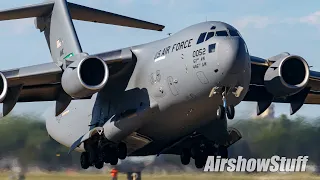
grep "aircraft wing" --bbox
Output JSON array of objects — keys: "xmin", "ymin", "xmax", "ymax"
[
  {"xmin": 243, "ymin": 54, "xmax": 320, "ymax": 115},
  {"xmin": 0, "ymin": 53, "xmax": 131, "ymax": 117},
  {"xmin": 0, "ymin": 63, "xmax": 63, "ymax": 116}
]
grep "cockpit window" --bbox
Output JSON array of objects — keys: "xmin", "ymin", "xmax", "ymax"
[
  {"xmin": 205, "ymin": 32, "xmax": 215, "ymax": 41},
  {"xmin": 216, "ymin": 30, "xmax": 228, "ymax": 37},
  {"xmin": 197, "ymin": 32, "xmax": 207, "ymax": 44},
  {"xmin": 229, "ymin": 30, "xmax": 240, "ymax": 36}
]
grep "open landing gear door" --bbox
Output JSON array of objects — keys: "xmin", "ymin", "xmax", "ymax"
[{"xmin": 68, "ymin": 127, "xmax": 104, "ymax": 154}]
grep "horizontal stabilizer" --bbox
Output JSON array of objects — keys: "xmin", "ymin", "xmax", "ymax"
[
  {"xmin": 0, "ymin": 1, "xmax": 165, "ymax": 31},
  {"xmin": 68, "ymin": 3, "xmax": 165, "ymax": 31},
  {"xmin": 0, "ymin": 2, "xmax": 54, "ymax": 21}
]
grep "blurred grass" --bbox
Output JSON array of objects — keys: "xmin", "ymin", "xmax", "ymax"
[{"xmin": 1, "ymin": 172, "xmax": 320, "ymax": 180}]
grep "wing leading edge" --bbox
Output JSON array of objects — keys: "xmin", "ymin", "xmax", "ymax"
[{"xmin": 244, "ymin": 53, "xmax": 320, "ymax": 115}]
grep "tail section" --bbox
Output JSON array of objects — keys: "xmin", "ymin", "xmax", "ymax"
[
  {"xmin": 38, "ymin": 0, "xmax": 82, "ymax": 63},
  {"xmin": 0, "ymin": 0, "xmax": 165, "ymax": 64}
]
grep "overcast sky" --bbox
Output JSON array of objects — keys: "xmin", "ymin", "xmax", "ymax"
[{"xmin": 1, "ymin": 0, "xmax": 320, "ymax": 120}]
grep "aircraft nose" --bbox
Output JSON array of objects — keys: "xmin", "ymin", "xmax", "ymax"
[{"xmin": 218, "ymin": 37, "xmax": 248, "ymax": 74}]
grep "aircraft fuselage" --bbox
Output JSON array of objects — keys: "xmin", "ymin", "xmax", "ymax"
[{"xmin": 46, "ymin": 21, "xmax": 251, "ymax": 156}]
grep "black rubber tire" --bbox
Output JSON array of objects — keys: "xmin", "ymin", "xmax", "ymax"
[
  {"xmin": 94, "ymin": 161, "xmax": 104, "ymax": 169},
  {"xmin": 217, "ymin": 105, "xmax": 226, "ymax": 120},
  {"xmin": 110, "ymin": 155, "xmax": 118, "ymax": 165},
  {"xmin": 218, "ymin": 146, "xmax": 228, "ymax": 158},
  {"xmin": 117, "ymin": 142, "xmax": 127, "ymax": 160},
  {"xmin": 102, "ymin": 151, "xmax": 110, "ymax": 163},
  {"xmin": 180, "ymin": 148, "xmax": 191, "ymax": 165},
  {"xmin": 194, "ymin": 156, "xmax": 206, "ymax": 169},
  {"xmin": 226, "ymin": 105, "xmax": 235, "ymax": 119},
  {"xmin": 80, "ymin": 152, "xmax": 90, "ymax": 169}
]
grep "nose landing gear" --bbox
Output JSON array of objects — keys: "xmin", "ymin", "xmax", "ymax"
[
  {"xmin": 216, "ymin": 87, "xmax": 235, "ymax": 120},
  {"xmin": 226, "ymin": 105, "xmax": 235, "ymax": 119},
  {"xmin": 217, "ymin": 105, "xmax": 226, "ymax": 120}
]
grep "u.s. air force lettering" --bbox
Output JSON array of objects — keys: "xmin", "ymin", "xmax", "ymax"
[{"xmin": 154, "ymin": 38, "xmax": 193, "ymax": 60}]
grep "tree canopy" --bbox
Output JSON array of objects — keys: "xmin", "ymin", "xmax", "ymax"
[
  {"xmin": 0, "ymin": 114, "xmax": 320, "ymax": 170},
  {"xmin": 0, "ymin": 114, "xmax": 80, "ymax": 170}
]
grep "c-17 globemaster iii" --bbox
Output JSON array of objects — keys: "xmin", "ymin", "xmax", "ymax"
[{"xmin": 0, "ymin": 0, "xmax": 319, "ymax": 170}]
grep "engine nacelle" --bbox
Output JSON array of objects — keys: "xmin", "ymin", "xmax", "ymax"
[
  {"xmin": 61, "ymin": 56, "xmax": 109, "ymax": 98},
  {"xmin": 264, "ymin": 55, "xmax": 310, "ymax": 97},
  {"xmin": 0, "ymin": 72, "xmax": 8, "ymax": 102}
]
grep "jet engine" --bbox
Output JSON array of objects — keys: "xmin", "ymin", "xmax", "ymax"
[
  {"xmin": 0, "ymin": 72, "xmax": 8, "ymax": 102},
  {"xmin": 61, "ymin": 56, "xmax": 109, "ymax": 98},
  {"xmin": 264, "ymin": 55, "xmax": 310, "ymax": 97}
]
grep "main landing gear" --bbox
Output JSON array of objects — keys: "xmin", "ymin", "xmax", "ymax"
[
  {"xmin": 179, "ymin": 142, "xmax": 229, "ymax": 169},
  {"xmin": 179, "ymin": 128, "xmax": 242, "ymax": 169},
  {"xmin": 216, "ymin": 88, "xmax": 235, "ymax": 120},
  {"xmin": 80, "ymin": 140, "xmax": 127, "ymax": 169}
]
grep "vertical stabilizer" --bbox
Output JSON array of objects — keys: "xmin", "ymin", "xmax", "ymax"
[{"xmin": 35, "ymin": 0, "xmax": 82, "ymax": 64}]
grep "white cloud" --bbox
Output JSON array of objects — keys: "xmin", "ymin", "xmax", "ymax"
[
  {"xmin": 233, "ymin": 16, "xmax": 274, "ymax": 30},
  {"xmin": 299, "ymin": 11, "xmax": 320, "ymax": 26},
  {"xmin": 233, "ymin": 11, "xmax": 320, "ymax": 31}
]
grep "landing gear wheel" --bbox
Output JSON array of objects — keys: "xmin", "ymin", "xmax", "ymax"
[
  {"xmin": 194, "ymin": 156, "xmax": 206, "ymax": 169},
  {"xmin": 117, "ymin": 142, "xmax": 127, "ymax": 160},
  {"xmin": 102, "ymin": 151, "xmax": 110, "ymax": 163},
  {"xmin": 217, "ymin": 105, "xmax": 226, "ymax": 120},
  {"xmin": 226, "ymin": 105, "xmax": 235, "ymax": 119},
  {"xmin": 180, "ymin": 148, "xmax": 191, "ymax": 165},
  {"xmin": 94, "ymin": 161, "xmax": 104, "ymax": 169},
  {"xmin": 218, "ymin": 146, "xmax": 228, "ymax": 158},
  {"xmin": 80, "ymin": 152, "xmax": 90, "ymax": 169},
  {"xmin": 110, "ymin": 156, "xmax": 118, "ymax": 165}
]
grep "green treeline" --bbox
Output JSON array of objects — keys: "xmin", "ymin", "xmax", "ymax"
[
  {"xmin": 229, "ymin": 114, "xmax": 320, "ymax": 164},
  {"xmin": 0, "ymin": 115, "xmax": 80, "ymax": 170},
  {"xmin": 0, "ymin": 114, "xmax": 319, "ymax": 170}
]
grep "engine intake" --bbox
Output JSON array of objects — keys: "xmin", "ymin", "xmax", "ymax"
[
  {"xmin": 0, "ymin": 72, "xmax": 8, "ymax": 102},
  {"xmin": 264, "ymin": 55, "xmax": 310, "ymax": 97},
  {"xmin": 61, "ymin": 56, "xmax": 109, "ymax": 98}
]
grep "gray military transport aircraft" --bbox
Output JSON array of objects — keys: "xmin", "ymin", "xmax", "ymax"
[{"xmin": 0, "ymin": 0, "xmax": 319, "ymax": 170}]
